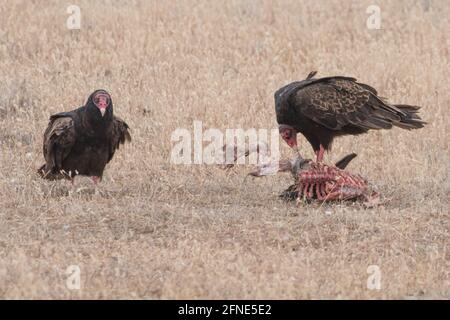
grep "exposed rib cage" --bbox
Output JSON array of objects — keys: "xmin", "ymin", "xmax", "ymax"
[{"xmin": 296, "ymin": 162, "xmax": 368, "ymax": 201}]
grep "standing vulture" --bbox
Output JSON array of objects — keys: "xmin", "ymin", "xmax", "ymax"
[
  {"xmin": 38, "ymin": 89, "xmax": 131, "ymax": 184},
  {"xmin": 275, "ymin": 71, "xmax": 426, "ymax": 162}
]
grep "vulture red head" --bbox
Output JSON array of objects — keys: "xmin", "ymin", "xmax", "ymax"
[
  {"xmin": 279, "ymin": 124, "xmax": 298, "ymax": 152},
  {"xmin": 87, "ymin": 89, "xmax": 113, "ymax": 119}
]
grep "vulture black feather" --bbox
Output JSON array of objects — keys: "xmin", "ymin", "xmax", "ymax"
[
  {"xmin": 275, "ymin": 71, "xmax": 426, "ymax": 161},
  {"xmin": 38, "ymin": 90, "xmax": 131, "ymax": 183}
]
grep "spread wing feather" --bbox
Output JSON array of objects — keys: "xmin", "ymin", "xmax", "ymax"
[
  {"xmin": 108, "ymin": 116, "xmax": 131, "ymax": 162},
  {"xmin": 42, "ymin": 116, "xmax": 76, "ymax": 173},
  {"xmin": 292, "ymin": 77, "xmax": 425, "ymax": 131}
]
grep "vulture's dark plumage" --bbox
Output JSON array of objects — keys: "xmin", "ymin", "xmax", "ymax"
[
  {"xmin": 38, "ymin": 90, "xmax": 131, "ymax": 183},
  {"xmin": 275, "ymin": 71, "xmax": 426, "ymax": 161}
]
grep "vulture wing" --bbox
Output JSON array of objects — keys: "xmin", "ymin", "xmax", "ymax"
[
  {"xmin": 292, "ymin": 77, "xmax": 425, "ymax": 131},
  {"xmin": 108, "ymin": 116, "xmax": 131, "ymax": 162},
  {"xmin": 42, "ymin": 115, "xmax": 76, "ymax": 174},
  {"xmin": 275, "ymin": 75, "xmax": 356, "ymax": 125}
]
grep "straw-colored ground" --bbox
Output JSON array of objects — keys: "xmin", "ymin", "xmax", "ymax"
[{"xmin": 0, "ymin": 0, "xmax": 448, "ymax": 299}]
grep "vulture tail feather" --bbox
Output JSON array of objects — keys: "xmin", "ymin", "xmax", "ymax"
[
  {"xmin": 364, "ymin": 117, "xmax": 393, "ymax": 129},
  {"xmin": 394, "ymin": 104, "xmax": 427, "ymax": 129}
]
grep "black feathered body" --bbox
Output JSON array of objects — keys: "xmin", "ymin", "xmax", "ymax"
[
  {"xmin": 39, "ymin": 90, "xmax": 131, "ymax": 180},
  {"xmin": 51, "ymin": 108, "xmax": 112, "ymax": 177},
  {"xmin": 275, "ymin": 72, "xmax": 425, "ymax": 153}
]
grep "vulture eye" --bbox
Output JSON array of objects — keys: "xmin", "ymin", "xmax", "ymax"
[{"xmin": 281, "ymin": 130, "xmax": 291, "ymax": 139}]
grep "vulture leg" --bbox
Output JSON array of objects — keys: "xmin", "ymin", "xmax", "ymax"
[
  {"xmin": 91, "ymin": 176, "xmax": 101, "ymax": 185},
  {"xmin": 315, "ymin": 145, "xmax": 325, "ymax": 163}
]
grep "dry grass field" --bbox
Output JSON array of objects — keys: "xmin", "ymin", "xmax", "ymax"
[{"xmin": 0, "ymin": 0, "xmax": 449, "ymax": 299}]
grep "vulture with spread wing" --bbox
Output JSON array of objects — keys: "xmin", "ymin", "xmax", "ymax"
[
  {"xmin": 38, "ymin": 90, "xmax": 131, "ymax": 184},
  {"xmin": 275, "ymin": 71, "xmax": 426, "ymax": 162}
]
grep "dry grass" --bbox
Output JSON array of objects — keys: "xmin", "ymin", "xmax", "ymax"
[{"xmin": 0, "ymin": 0, "xmax": 449, "ymax": 299}]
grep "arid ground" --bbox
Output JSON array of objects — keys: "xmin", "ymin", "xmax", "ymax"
[{"xmin": 0, "ymin": 0, "xmax": 448, "ymax": 299}]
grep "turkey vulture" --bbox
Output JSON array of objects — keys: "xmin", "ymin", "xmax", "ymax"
[
  {"xmin": 38, "ymin": 89, "xmax": 131, "ymax": 184},
  {"xmin": 275, "ymin": 71, "xmax": 426, "ymax": 162}
]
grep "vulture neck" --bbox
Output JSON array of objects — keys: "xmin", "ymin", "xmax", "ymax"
[{"xmin": 82, "ymin": 105, "xmax": 113, "ymax": 136}]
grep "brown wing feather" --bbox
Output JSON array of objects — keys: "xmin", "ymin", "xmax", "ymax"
[
  {"xmin": 294, "ymin": 78, "xmax": 423, "ymax": 131},
  {"xmin": 108, "ymin": 116, "xmax": 131, "ymax": 162},
  {"xmin": 42, "ymin": 116, "xmax": 76, "ymax": 174}
]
